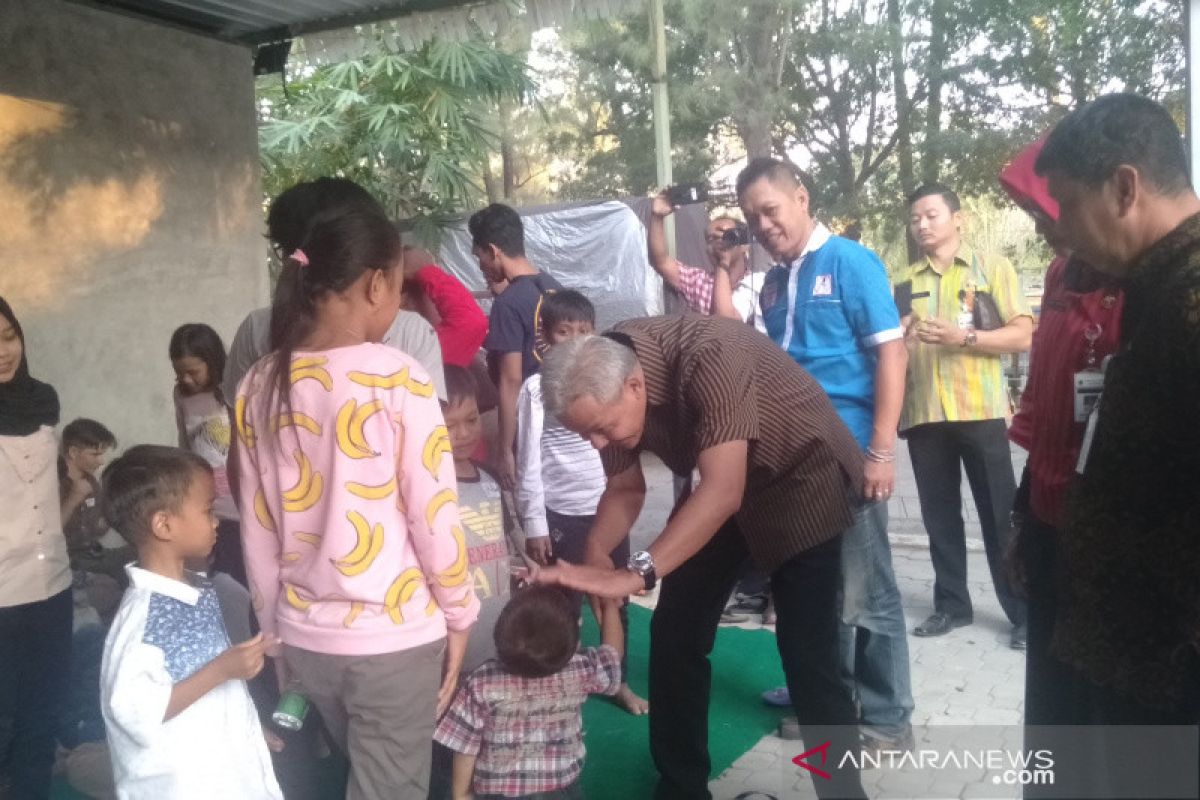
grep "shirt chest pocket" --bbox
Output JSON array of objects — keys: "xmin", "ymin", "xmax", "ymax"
[
  {"xmin": 0, "ymin": 427, "xmax": 57, "ymax": 484},
  {"xmin": 794, "ymin": 299, "xmax": 851, "ymax": 355}
]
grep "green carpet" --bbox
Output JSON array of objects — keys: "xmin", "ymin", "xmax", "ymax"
[
  {"xmin": 579, "ymin": 604, "xmax": 788, "ymax": 799},
  {"xmin": 53, "ymin": 605, "xmax": 785, "ymax": 799}
]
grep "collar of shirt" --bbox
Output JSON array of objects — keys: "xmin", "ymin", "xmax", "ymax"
[
  {"xmin": 912, "ymin": 243, "xmax": 975, "ymax": 276},
  {"xmin": 126, "ymin": 565, "xmax": 204, "ymax": 605},
  {"xmin": 1126, "ymin": 211, "xmax": 1200, "ymax": 286},
  {"xmin": 780, "ymin": 222, "xmax": 833, "ymax": 269},
  {"xmin": 774, "ymin": 222, "xmax": 833, "ymax": 354}
]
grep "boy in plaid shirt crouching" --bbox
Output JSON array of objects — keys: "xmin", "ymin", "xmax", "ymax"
[{"xmin": 435, "ymin": 585, "xmax": 623, "ymax": 799}]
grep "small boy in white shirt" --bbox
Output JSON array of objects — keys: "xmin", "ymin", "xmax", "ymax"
[
  {"xmin": 99, "ymin": 445, "xmax": 282, "ymax": 799},
  {"xmin": 514, "ymin": 290, "xmax": 647, "ymax": 715}
]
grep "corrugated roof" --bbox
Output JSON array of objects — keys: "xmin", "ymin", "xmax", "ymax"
[{"xmin": 82, "ymin": 0, "xmax": 639, "ymax": 47}]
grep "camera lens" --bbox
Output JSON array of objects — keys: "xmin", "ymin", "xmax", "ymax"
[{"xmin": 722, "ymin": 225, "xmax": 749, "ymax": 246}]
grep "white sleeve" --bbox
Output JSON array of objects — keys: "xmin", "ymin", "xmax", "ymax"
[
  {"xmin": 101, "ymin": 602, "xmax": 173, "ymax": 749},
  {"xmin": 515, "ymin": 377, "xmax": 549, "ymax": 539}
]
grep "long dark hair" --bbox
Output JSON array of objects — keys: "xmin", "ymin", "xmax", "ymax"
[
  {"xmin": 168, "ymin": 323, "xmax": 227, "ymax": 401},
  {"xmin": 265, "ymin": 200, "xmax": 402, "ymax": 436}
]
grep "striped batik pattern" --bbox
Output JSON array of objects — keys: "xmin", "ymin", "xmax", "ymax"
[
  {"xmin": 892, "ymin": 247, "xmax": 1032, "ymax": 430},
  {"xmin": 601, "ymin": 314, "xmax": 863, "ymax": 573}
]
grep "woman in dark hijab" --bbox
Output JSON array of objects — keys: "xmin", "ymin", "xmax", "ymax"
[{"xmin": 0, "ymin": 296, "xmax": 74, "ymax": 800}]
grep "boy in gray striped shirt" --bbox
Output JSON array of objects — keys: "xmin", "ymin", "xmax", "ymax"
[{"xmin": 515, "ymin": 290, "xmax": 647, "ymax": 715}]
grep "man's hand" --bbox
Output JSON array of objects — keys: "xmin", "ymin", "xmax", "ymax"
[
  {"xmin": 651, "ymin": 192, "xmax": 674, "ymax": 218},
  {"xmin": 215, "ymin": 633, "xmax": 275, "ymax": 682},
  {"xmin": 863, "ymin": 459, "xmax": 895, "ymax": 503},
  {"xmin": 915, "ymin": 317, "xmax": 964, "ymax": 347},
  {"xmin": 525, "ymin": 536, "xmax": 553, "ymax": 566},
  {"xmin": 531, "ymin": 560, "xmax": 642, "ymax": 599}
]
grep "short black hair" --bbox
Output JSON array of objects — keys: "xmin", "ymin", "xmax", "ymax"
[
  {"xmin": 102, "ymin": 445, "xmax": 210, "ymax": 547},
  {"xmin": 540, "ymin": 289, "xmax": 595, "ymax": 333},
  {"xmin": 907, "ymin": 183, "xmax": 961, "ymax": 213},
  {"xmin": 468, "ymin": 204, "xmax": 526, "ymax": 258},
  {"xmin": 735, "ymin": 157, "xmax": 816, "ymax": 204},
  {"xmin": 267, "ymin": 177, "xmax": 384, "ymax": 254},
  {"xmin": 494, "ymin": 585, "xmax": 579, "ymax": 678},
  {"xmin": 443, "ymin": 365, "xmax": 478, "ymax": 409},
  {"xmin": 61, "ymin": 418, "xmax": 117, "ymax": 452},
  {"xmin": 1035, "ymin": 93, "xmax": 1191, "ymax": 195}
]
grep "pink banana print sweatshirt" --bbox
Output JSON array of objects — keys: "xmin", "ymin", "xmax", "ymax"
[{"xmin": 236, "ymin": 344, "xmax": 479, "ymax": 656}]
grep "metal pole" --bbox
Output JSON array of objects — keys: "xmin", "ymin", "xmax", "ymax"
[
  {"xmin": 649, "ymin": 0, "xmax": 675, "ymax": 256},
  {"xmin": 1190, "ymin": 0, "xmax": 1200, "ymax": 187}
]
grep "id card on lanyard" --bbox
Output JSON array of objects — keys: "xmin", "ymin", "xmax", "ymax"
[
  {"xmin": 1076, "ymin": 348, "xmax": 1113, "ymax": 474},
  {"xmin": 1072, "ymin": 324, "xmax": 1105, "ymax": 424}
]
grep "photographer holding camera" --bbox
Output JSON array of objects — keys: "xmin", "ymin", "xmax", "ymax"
[{"xmin": 647, "ymin": 190, "xmax": 765, "ymax": 332}]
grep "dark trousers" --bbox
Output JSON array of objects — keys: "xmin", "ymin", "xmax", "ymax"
[
  {"xmin": 906, "ymin": 419, "xmax": 1025, "ymax": 625},
  {"xmin": 1020, "ymin": 512, "xmax": 1078, "ymax": 726},
  {"xmin": 0, "ymin": 589, "xmax": 73, "ymax": 800},
  {"xmin": 649, "ymin": 519, "xmax": 865, "ymax": 800},
  {"xmin": 213, "ymin": 518, "xmax": 247, "ymax": 588}
]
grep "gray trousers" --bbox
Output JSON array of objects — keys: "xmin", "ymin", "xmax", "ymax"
[{"xmin": 284, "ymin": 639, "xmax": 445, "ymax": 800}]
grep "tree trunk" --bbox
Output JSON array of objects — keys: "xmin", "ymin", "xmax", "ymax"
[
  {"xmin": 889, "ymin": 0, "xmax": 918, "ymax": 262},
  {"xmin": 739, "ymin": 110, "xmax": 774, "ymax": 159},
  {"xmin": 922, "ymin": 0, "xmax": 951, "ymax": 184},
  {"xmin": 482, "ymin": 157, "xmax": 500, "ymax": 203}
]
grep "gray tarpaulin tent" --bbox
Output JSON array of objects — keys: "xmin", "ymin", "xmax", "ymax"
[{"xmin": 435, "ymin": 196, "xmax": 714, "ymax": 328}]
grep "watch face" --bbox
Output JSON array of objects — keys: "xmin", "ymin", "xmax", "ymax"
[{"xmin": 629, "ymin": 550, "xmax": 654, "ymax": 575}]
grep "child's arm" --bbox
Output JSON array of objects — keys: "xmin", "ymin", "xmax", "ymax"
[
  {"xmin": 515, "ymin": 378, "xmax": 552, "ymax": 565},
  {"xmin": 163, "ymin": 633, "xmax": 273, "ymax": 721},
  {"xmin": 598, "ymin": 597, "xmax": 624, "ymax": 658},
  {"xmin": 495, "ymin": 352, "xmax": 523, "ymax": 488},
  {"xmin": 451, "ymin": 752, "xmax": 477, "ymax": 800},
  {"xmin": 439, "ymin": 628, "xmax": 469, "ymax": 719},
  {"xmin": 232, "ymin": 387, "xmax": 284, "ymax": 647},
  {"xmin": 394, "ymin": 366, "xmax": 480, "ymax": 701}
]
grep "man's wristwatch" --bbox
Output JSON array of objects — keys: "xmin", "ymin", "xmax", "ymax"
[
  {"xmin": 960, "ymin": 330, "xmax": 978, "ymax": 348},
  {"xmin": 626, "ymin": 550, "xmax": 657, "ymax": 591}
]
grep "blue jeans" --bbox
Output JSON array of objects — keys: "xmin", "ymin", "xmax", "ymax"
[{"xmin": 838, "ymin": 502, "xmax": 914, "ymax": 736}]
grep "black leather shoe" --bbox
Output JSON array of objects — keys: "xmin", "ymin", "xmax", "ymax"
[
  {"xmin": 912, "ymin": 612, "xmax": 971, "ymax": 637},
  {"xmin": 1010, "ymin": 623, "xmax": 1028, "ymax": 651}
]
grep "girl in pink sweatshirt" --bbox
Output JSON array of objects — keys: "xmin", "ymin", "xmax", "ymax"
[{"xmin": 235, "ymin": 195, "xmax": 478, "ymax": 799}]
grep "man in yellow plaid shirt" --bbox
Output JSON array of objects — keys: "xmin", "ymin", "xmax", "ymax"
[{"xmin": 894, "ymin": 183, "xmax": 1033, "ymax": 649}]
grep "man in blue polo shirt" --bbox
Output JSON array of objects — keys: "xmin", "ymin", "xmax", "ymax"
[{"xmin": 729, "ymin": 157, "xmax": 914, "ymax": 751}]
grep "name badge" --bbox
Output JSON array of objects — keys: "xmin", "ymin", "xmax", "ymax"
[
  {"xmin": 956, "ymin": 312, "xmax": 974, "ymax": 330},
  {"xmin": 813, "ymin": 274, "xmax": 833, "ymax": 296},
  {"xmin": 1073, "ymin": 371, "xmax": 1104, "ymax": 423},
  {"xmin": 761, "ymin": 277, "xmax": 781, "ymax": 311},
  {"xmin": 1076, "ymin": 400, "xmax": 1101, "ymax": 474}
]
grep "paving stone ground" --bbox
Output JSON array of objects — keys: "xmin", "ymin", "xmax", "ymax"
[{"xmin": 624, "ymin": 439, "xmax": 1031, "ymax": 800}]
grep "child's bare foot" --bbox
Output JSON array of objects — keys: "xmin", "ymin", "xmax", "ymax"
[{"xmin": 613, "ymin": 683, "xmax": 649, "ymax": 716}]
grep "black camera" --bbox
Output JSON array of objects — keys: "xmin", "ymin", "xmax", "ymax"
[
  {"xmin": 665, "ymin": 183, "xmax": 710, "ymax": 206},
  {"xmin": 721, "ymin": 223, "xmax": 750, "ymax": 246}
]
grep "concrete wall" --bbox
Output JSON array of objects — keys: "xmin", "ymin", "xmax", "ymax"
[{"xmin": 0, "ymin": 0, "xmax": 266, "ymax": 450}]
